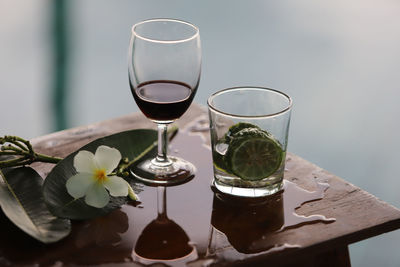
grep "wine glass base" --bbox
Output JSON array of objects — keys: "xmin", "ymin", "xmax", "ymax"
[{"xmin": 130, "ymin": 156, "xmax": 196, "ymax": 186}]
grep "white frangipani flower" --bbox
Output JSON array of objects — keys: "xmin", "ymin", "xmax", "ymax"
[{"xmin": 66, "ymin": 145, "xmax": 130, "ymax": 208}]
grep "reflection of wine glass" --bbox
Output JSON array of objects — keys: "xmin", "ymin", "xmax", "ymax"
[
  {"xmin": 128, "ymin": 19, "xmax": 201, "ymax": 185},
  {"xmin": 133, "ymin": 187, "xmax": 197, "ymax": 266}
]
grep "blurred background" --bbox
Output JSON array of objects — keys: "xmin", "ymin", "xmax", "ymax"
[{"xmin": 1, "ymin": 0, "xmax": 399, "ymax": 265}]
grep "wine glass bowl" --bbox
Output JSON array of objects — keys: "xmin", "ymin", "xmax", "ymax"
[{"xmin": 128, "ymin": 19, "xmax": 201, "ymax": 185}]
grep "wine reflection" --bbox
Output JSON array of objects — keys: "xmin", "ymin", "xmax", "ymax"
[
  {"xmin": 208, "ymin": 188, "xmax": 285, "ymax": 255},
  {"xmin": 133, "ymin": 186, "xmax": 198, "ymax": 266}
]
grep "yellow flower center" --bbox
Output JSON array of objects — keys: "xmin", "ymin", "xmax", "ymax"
[{"xmin": 94, "ymin": 169, "xmax": 108, "ymax": 183}]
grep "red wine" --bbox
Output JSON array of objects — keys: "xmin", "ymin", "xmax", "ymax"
[{"xmin": 131, "ymin": 80, "xmax": 196, "ymax": 122}]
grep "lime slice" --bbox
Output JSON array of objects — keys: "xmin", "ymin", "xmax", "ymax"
[
  {"xmin": 225, "ymin": 131, "xmax": 283, "ymax": 181},
  {"xmin": 232, "ymin": 127, "xmax": 271, "ymax": 139},
  {"xmin": 225, "ymin": 122, "xmax": 260, "ymax": 142}
]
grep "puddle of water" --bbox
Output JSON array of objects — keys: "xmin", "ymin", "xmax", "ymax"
[
  {"xmin": 283, "ymin": 179, "xmax": 335, "ymax": 229},
  {"xmin": 182, "ymin": 115, "xmax": 211, "ymax": 150},
  {"xmin": 206, "ymin": 179, "xmax": 335, "ymax": 261}
]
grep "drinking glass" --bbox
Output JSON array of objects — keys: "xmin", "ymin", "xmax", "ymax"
[
  {"xmin": 128, "ymin": 19, "xmax": 201, "ymax": 185},
  {"xmin": 208, "ymin": 87, "xmax": 292, "ymax": 197}
]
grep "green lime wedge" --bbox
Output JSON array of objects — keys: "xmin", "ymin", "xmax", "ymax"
[
  {"xmin": 225, "ymin": 122, "xmax": 260, "ymax": 142},
  {"xmin": 224, "ymin": 127, "xmax": 283, "ymax": 181},
  {"xmin": 232, "ymin": 127, "xmax": 271, "ymax": 139}
]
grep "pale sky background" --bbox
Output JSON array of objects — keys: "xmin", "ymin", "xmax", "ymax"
[{"xmin": 1, "ymin": 1, "xmax": 400, "ymax": 266}]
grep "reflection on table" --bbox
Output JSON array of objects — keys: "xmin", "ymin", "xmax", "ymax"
[{"xmin": 133, "ymin": 186, "xmax": 198, "ymax": 266}]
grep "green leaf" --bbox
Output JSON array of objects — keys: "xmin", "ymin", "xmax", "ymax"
[
  {"xmin": 43, "ymin": 129, "xmax": 157, "ymax": 220},
  {"xmin": 0, "ymin": 167, "xmax": 71, "ymax": 243}
]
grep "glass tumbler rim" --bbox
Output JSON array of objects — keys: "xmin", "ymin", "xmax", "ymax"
[
  {"xmin": 131, "ymin": 18, "xmax": 200, "ymax": 44},
  {"xmin": 207, "ymin": 86, "xmax": 293, "ymax": 119}
]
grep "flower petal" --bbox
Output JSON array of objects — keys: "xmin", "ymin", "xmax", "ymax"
[
  {"xmin": 66, "ymin": 173, "xmax": 95, "ymax": 199},
  {"xmin": 103, "ymin": 176, "xmax": 129, "ymax": 197},
  {"xmin": 85, "ymin": 183, "xmax": 110, "ymax": 208},
  {"xmin": 128, "ymin": 185, "xmax": 140, "ymax": 201},
  {"xmin": 94, "ymin": 146, "xmax": 122, "ymax": 174},
  {"xmin": 74, "ymin": 150, "xmax": 97, "ymax": 173}
]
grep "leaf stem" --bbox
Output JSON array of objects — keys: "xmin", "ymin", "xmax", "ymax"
[
  {"xmin": 0, "ymin": 135, "xmax": 62, "ymax": 168},
  {"xmin": 0, "ymin": 157, "xmax": 32, "ymax": 168},
  {"xmin": 35, "ymin": 153, "xmax": 63, "ymax": 164}
]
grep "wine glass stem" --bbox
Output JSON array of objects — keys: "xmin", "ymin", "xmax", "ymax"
[
  {"xmin": 157, "ymin": 186, "xmax": 168, "ymax": 220},
  {"xmin": 153, "ymin": 123, "xmax": 172, "ymax": 167}
]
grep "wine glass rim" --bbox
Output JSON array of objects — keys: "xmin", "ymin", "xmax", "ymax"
[
  {"xmin": 207, "ymin": 86, "xmax": 293, "ymax": 118},
  {"xmin": 131, "ymin": 18, "xmax": 199, "ymax": 44}
]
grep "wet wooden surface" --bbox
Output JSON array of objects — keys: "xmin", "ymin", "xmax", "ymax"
[{"xmin": 1, "ymin": 103, "xmax": 400, "ymax": 266}]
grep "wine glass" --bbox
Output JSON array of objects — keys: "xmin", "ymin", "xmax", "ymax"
[{"xmin": 128, "ymin": 18, "xmax": 201, "ymax": 185}]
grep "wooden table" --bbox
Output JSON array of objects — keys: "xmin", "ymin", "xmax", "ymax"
[{"xmin": 1, "ymin": 103, "xmax": 400, "ymax": 266}]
